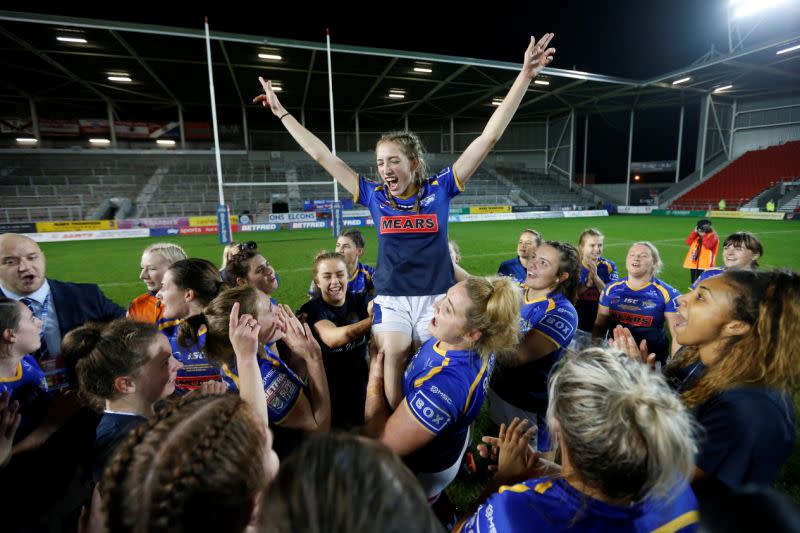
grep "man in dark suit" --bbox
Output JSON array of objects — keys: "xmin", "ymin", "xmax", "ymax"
[
  {"xmin": 0, "ymin": 233, "xmax": 125, "ymax": 390},
  {"xmin": 0, "ymin": 233, "xmax": 127, "ymax": 530}
]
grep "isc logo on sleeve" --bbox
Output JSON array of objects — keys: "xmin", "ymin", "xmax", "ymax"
[{"xmin": 409, "ymin": 390, "xmax": 452, "ymax": 433}]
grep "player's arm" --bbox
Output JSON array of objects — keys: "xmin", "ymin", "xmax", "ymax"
[
  {"xmin": 255, "ymin": 77, "xmax": 358, "ymax": 196},
  {"xmin": 516, "ymin": 329, "xmax": 560, "ymax": 364},
  {"xmin": 312, "ymin": 317, "xmax": 372, "ymax": 349},
  {"xmin": 363, "ymin": 352, "xmax": 436, "ymax": 456},
  {"xmin": 453, "ymin": 34, "xmax": 555, "ymax": 185},
  {"xmin": 592, "ymin": 305, "xmax": 612, "ymax": 340}
]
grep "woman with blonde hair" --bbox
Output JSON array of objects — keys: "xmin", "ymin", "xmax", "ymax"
[
  {"xmin": 365, "ymin": 275, "xmax": 521, "ymax": 504},
  {"xmin": 256, "ymin": 34, "xmax": 555, "ymax": 409},
  {"xmin": 459, "ymin": 347, "xmax": 699, "ymax": 532},
  {"xmin": 128, "ymin": 243, "xmax": 187, "ymax": 323}
]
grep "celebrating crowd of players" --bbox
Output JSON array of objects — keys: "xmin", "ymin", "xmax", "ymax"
[{"xmin": 0, "ymin": 32, "xmax": 798, "ymax": 533}]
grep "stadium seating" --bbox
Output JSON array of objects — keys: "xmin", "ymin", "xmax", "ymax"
[
  {"xmin": 1, "ymin": 152, "xmax": 592, "ymax": 222},
  {"xmin": 669, "ymin": 141, "xmax": 800, "ymax": 211}
]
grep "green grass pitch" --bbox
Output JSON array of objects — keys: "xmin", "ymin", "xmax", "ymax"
[{"xmin": 39, "ymin": 215, "xmax": 800, "ymax": 508}]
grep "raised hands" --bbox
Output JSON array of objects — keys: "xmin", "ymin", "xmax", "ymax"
[
  {"xmin": 479, "ymin": 418, "xmax": 559, "ymax": 485},
  {"xmin": 279, "ymin": 304, "xmax": 322, "ymax": 361},
  {"xmin": 253, "ymin": 77, "xmax": 287, "ymax": 118},
  {"xmin": 229, "ymin": 301, "xmax": 261, "ymax": 362},
  {"xmin": 609, "ymin": 325, "xmax": 657, "ymax": 369},
  {"xmin": 522, "ymin": 33, "xmax": 556, "ymax": 79}
]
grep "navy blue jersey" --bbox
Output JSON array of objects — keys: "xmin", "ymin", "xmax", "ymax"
[
  {"xmin": 577, "ymin": 257, "xmax": 618, "ymax": 331},
  {"xmin": 356, "ymin": 166, "xmax": 463, "ymax": 296},
  {"xmin": 598, "ymin": 277, "xmax": 681, "ymax": 363},
  {"xmin": 457, "ymin": 478, "xmax": 699, "ymax": 533},
  {"xmin": 497, "ymin": 257, "xmax": 527, "ymax": 283},
  {"xmin": 402, "ymin": 338, "xmax": 493, "ymax": 474},
  {"xmin": 491, "ymin": 291, "xmax": 577, "ymax": 413},
  {"xmin": 221, "ymin": 345, "xmax": 307, "ymax": 424},
  {"xmin": 0, "ymin": 355, "xmax": 49, "ymax": 441},
  {"xmin": 168, "ymin": 322, "xmax": 222, "ymax": 395},
  {"xmin": 298, "ymin": 292, "xmax": 370, "ymax": 429},
  {"xmin": 693, "ymin": 387, "xmax": 795, "ymax": 488},
  {"xmin": 347, "ymin": 262, "xmax": 375, "ymax": 296},
  {"xmin": 690, "ymin": 267, "xmax": 725, "ymax": 290},
  {"xmin": 92, "ymin": 412, "xmax": 147, "ymax": 483}
]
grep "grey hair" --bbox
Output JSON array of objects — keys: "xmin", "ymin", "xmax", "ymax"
[
  {"xmin": 630, "ymin": 241, "xmax": 663, "ymax": 276},
  {"xmin": 143, "ymin": 242, "xmax": 187, "ymax": 265},
  {"xmin": 546, "ymin": 347, "xmax": 696, "ymax": 502}
]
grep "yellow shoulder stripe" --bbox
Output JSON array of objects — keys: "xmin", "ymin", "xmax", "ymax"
[
  {"xmin": 463, "ymin": 356, "xmax": 489, "ymax": 414},
  {"xmin": 649, "ymin": 510, "xmax": 700, "ymax": 533},
  {"xmin": 652, "ymin": 282, "xmax": 671, "ymax": 303},
  {"xmin": 0, "ymin": 362, "xmax": 23, "ymax": 382},
  {"xmin": 221, "ymin": 364, "xmax": 240, "ymax": 388},
  {"xmin": 498, "ymin": 483, "xmax": 531, "ymax": 494},
  {"xmin": 413, "ymin": 356, "xmax": 450, "ymax": 388}
]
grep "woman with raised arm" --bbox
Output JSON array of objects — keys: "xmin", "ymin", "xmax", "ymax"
[{"xmin": 256, "ymin": 34, "xmax": 555, "ymax": 408}]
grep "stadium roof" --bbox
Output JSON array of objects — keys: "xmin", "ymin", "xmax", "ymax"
[{"xmin": 0, "ymin": 10, "xmax": 798, "ymax": 126}]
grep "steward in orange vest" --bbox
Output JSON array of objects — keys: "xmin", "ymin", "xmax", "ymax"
[{"xmin": 684, "ymin": 219, "xmax": 719, "ymax": 283}]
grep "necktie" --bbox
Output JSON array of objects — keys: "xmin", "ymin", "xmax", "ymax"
[{"xmin": 19, "ymin": 297, "xmax": 50, "ymax": 361}]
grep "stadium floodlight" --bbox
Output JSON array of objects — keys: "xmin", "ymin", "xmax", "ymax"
[
  {"xmin": 388, "ymin": 93, "xmax": 405, "ymax": 99},
  {"xmin": 714, "ymin": 84, "xmax": 733, "ymax": 93},
  {"xmin": 672, "ymin": 76, "xmax": 692, "ymax": 85},
  {"xmin": 413, "ymin": 67, "xmax": 433, "ymax": 73},
  {"xmin": 107, "ymin": 76, "xmax": 132, "ymax": 82},
  {"xmin": 156, "ymin": 139, "xmax": 176, "ymax": 146},
  {"xmin": 16, "ymin": 137, "xmax": 38, "ymax": 144},
  {"xmin": 732, "ymin": 0, "xmax": 790, "ymax": 18},
  {"xmin": 491, "ymin": 97, "xmax": 504, "ymax": 106},
  {"xmin": 777, "ymin": 43, "xmax": 800, "ymax": 55},
  {"xmin": 57, "ymin": 36, "xmax": 87, "ymax": 44},
  {"xmin": 258, "ymin": 53, "xmax": 282, "ymax": 60},
  {"xmin": 89, "ymin": 138, "xmax": 111, "ymax": 145},
  {"xmin": 271, "ymin": 84, "xmax": 283, "ymax": 92},
  {"xmin": 534, "ymin": 80, "xmax": 550, "ymax": 86}
]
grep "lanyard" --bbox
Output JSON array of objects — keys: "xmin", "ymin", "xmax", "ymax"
[{"xmin": 38, "ymin": 294, "xmax": 50, "ymax": 338}]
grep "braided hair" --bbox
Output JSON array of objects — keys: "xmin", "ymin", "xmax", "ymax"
[{"xmin": 100, "ymin": 394, "xmax": 269, "ymax": 533}]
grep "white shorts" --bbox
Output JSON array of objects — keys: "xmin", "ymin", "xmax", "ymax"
[
  {"xmin": 371, "ymin": 294, "xmax": 444, "ymax": 342},
  {"xmin": 416, "ymin": 428, "xmax": 471, "ymax": 501},
  {"xmin": 487, "ymin": 387, "xmax": 552, "ymax": 452}
]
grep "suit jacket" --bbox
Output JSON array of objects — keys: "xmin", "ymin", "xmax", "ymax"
[{"xmin": 46, "ymin": 278, "xmax": 126, "ymax": 336}]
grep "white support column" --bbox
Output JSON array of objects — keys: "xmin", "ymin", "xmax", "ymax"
[
  {"xmin": 568, "ymin": 109, "xmax": 575, "ymax": 191},
  {"xmin": 675, "ymin": 105, "xmax": 684, "ymax": 183},
  {"xmin": 178, "ymin": 105, "xmax": 186, "ymax": 150},
  {"xmin": 728, "ymin": 99, "xmax": 737, "ymax": 160},
  {"xmin": 698, "ymin": 94, "xmax": 711, "ymax": 181},
  {"xmin": 582, "ymin": 114, "xmax": 589, "ymax": 186},
  {"xmin": 28, "ymin": 98, "xmax": 40, "ymax": 141},
  {"xmin": 107, "ymin": 102, "xmax": 117, "ymax": 147},
  {"xmin": 625, "ymin": 109, "xmax": 635, "ymax": 206},
  {"xmin": 355, "ymin": 112, "xmax": 360, "ymax": 152},
  {"xmin": 544, "ymin": 116, "xmax": 549, "ymax": 174},
  {"xmin": 242, "ymin": 106, "xmax": 249, "ymax": 151},
  {"xmin": 449, "ymin": 118, "xmax": 455, "ymax": 155}
]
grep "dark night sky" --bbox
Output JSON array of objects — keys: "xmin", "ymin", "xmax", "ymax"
[
  {"xmin": 5, "ymin": 1, "xmax": 792, "ymax": 181},
  {"xmin": 12, "ymin": 0, "xmax": 724, "ymax": 77}
]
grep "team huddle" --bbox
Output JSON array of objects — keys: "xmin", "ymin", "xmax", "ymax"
[{"xmin": 0, "ymin": 33, "xmax": 798, "ymax": 532}]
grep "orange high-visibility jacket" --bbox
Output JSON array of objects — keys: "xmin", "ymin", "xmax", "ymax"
[
  {"xmin": 683, "ymin": 231, "xmax": 719, "ymax": 270},
  {"xmin": 127, "ymin": 292, "xmax": 163, "ymax": 323}
]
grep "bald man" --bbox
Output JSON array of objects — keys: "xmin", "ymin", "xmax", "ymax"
[{"xmin": 0, "ymin": 233, "xmax": 125, "ymax": 389}]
